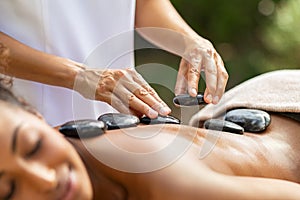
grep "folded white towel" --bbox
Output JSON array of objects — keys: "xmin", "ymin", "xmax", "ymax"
[{"xmin": 189, "ymin": 69, "xmax": 300, "ymax": 127}]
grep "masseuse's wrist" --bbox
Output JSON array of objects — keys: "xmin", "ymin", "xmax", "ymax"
[
  {"xmin": 184, "ymin": 34, "xmax": 214, "ymax": 50},
  {"xmin": 58, "ymin": 58, "xmax": 87, "ymax": 90},
  {"xmin": 73, "ymin": 68, "xmax": 104, "ymax": 100}
]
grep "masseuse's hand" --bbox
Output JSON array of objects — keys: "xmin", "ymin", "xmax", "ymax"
[
  {"xmin": 75, "ymin": 68, "xmax": 171, "ymax": 118},
  {"xmin": 175, "ymin": 37, "xmax": 228, "ymax": 104}
]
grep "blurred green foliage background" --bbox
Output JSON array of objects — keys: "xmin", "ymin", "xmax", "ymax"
[{"xmin": 135, "ymin": 0, "xmax": 300, "ymax": 119}]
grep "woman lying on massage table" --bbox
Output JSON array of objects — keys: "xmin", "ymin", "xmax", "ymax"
[{"xmin": 0, "ymin": 77, "xmax": 300, "ymax": 200}]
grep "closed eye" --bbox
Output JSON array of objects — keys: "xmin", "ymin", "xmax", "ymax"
[{"xmin": 25, "ymin": 139, "xmax": 42, "ymax": 159}]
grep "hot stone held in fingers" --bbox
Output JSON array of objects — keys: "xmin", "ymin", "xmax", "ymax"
[
  {"xmin": 59, "ymin": 119, "xmax": 106, "ymax": 138},
  {"xmin": 173, "ymin": 93, "xmax": 207, "ymax": 106},
  {"xmin": 140, "ymin": 115, "xmax": 180, "ymax": 125},
  {"xmin": 98, "ymin": 113, "xmax": 140, "ymax": 130},
  {"xmin": 225, "ymin": 109, "xmax": 271, "ymax": 133},
  {"xmin": 204, "ymin": 119, "xmax": 244, "ymax": 135}
]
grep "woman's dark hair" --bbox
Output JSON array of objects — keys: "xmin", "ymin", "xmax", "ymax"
[{"xmin": 0, "ymin": 77, "xmax": 29, "ymax": 108}]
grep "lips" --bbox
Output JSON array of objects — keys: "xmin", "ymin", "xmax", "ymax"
[{"xmin": 57, "ymin": 168, "xmax": 78, "ymax": 200}]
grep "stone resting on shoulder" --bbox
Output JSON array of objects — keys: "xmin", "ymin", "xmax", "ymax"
[{"xmin": 1, "ymin": 70, "xmax": 300, "ymax": 200}]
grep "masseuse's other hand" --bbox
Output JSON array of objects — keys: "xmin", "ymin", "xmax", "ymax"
[
  {"xmin": 175, "ymin": 37, "xmax": 228, "ymax": 104},
  {"xmin": 75, "ymin": 68, "xmax": 171, "ymax": 118}
]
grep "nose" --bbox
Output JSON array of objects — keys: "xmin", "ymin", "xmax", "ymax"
[{"xmin": 21, "ymin": 162, "xmax": 58, "ymax": 192}]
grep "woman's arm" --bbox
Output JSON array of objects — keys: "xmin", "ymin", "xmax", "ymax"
[
  {"xmin": 135, "ymin": 0, "xmax": 228, "ymax": 104},
  {"xmin": 135, "ymin": 0, "xmax": 200, "ymax": 40},
  {"xmin": 0, "ymin": 31, "xmax": 83, "ymax": 89},
  {"xmin": 0, "ymin": 32, "xmax": 170, "ymax": 118}
]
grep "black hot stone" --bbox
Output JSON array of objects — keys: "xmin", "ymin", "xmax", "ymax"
[
  {"xmin": 173, "ymin": 93, "xmax": 207, "ymax": 106},
  {"xmin": 59, "ymin": 119, "xmax": 106, "ymax": 138},
  {"xmin": 140, "ymin": 115, "xmax": 180, "ymax": 125},
  {"xmin": 225, "ymin": 109, "xmax": 271, "ymax": 133},
  {"xmin": 98, "ymin": 113, "xmax": 140, "ymax": 130},
  {"xmin": 204, "ymin": 119, "xmax": 244, "ymax": 134}
]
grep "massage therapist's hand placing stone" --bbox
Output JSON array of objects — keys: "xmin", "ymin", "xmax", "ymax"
[
  {"xmin": 75, "ymin": 68, "xmax": 171, "ymax": 118},
  {"xmin": 175, "ymin": 38, "xmax": 228, "ymax": 104},
  {"xmin": 173, "ymin": 93, "xmax": 207, "ymax": 107}
]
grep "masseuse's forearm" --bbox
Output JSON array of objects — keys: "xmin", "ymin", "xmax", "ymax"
[
  {"xmin": 135, "ymin": 0, "xmax": 204, "ymax": 42},
  {"xmin": 0, "ymin": 31, "xmax": 84, "ymax": 89}
]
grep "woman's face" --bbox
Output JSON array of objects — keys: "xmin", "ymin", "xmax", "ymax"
[{"xmin": 0, "ymin": 103, "xmax": 93, "ymax": 200}]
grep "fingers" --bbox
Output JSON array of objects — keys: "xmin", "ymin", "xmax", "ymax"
[
  {"xmin": 177, "ymin": 45, "xmax": 228, "ymax": 105},
  {"xmin": 95, "ymin": 68, "xmax": 171, "ymax": 119},
  {"xmin": 203, "ymin": 50, "xmax": 228, "ymax": 104},
  {"xmin": 202, "ymin": 50, "xmax": 218, "ymax": 104},
  {"xmin": 114, "ymin": 83, "xmax": 160, "ymax": 118},
  {"xmin": 213, "ymin": 53, "xmax": 228, "ymax": 103},
  {"xmin": 110, "ymin": 93, "xmax": 145, "ymax": 118},
  {"xmin": 127, "ymin": 69, "xmax": 171, "ymax": 116},
  {"xmin": 186, "ymin": 47, "xmax": 203, "ymax": 97},
  {"xmin": 187, "ymin": 62, "xmax": 201, "ymax": 97},
  {"xmin": 175, "ymin": 59, "xmax": 188, "ymax": 96}
]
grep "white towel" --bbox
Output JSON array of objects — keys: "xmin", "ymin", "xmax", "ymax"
[{"xmin": 189, "ymin": 70, "xmax": 300, "ymax": 127}]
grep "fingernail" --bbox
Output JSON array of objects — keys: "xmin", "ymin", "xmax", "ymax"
[
  {"xmin": 206, "ymin": 94, "xmax": 213, "ymax": 103},
  {"xmin": 148, "ymin": 109, "xmax": 158, "ymax": 118},
  {"xmin": 213, "ymin": 96, "xmax": 219, "ymax": 104},
  {"xmin": 160, "ymin": 107, "xmax": 171, "ymax": 116},
  {"xmin": 190, "ymin": 88, "xmax": 197, "ymax": 97}
]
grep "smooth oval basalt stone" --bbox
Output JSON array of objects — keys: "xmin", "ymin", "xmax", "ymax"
[
  {"xmin": 59, "ymin": 120, "xmax": 106, "ymax": 138},
  {"xmin": 98, "ymin": 113, "xmax": 140, "ymax": 130},
  {"xmin": 140, "ymin": 115, "xmax": 180, "ymax": 125},
  {"xmin": 204, "ymin": 119, "xmax": 244, "ymax": 134},
  {"xmin": 173, "ymin": 93, "xmax": 207, "ymax": 106},
  {"xmin": 225, "ymin": 109, "xmax": 271, "ymax": 133}
]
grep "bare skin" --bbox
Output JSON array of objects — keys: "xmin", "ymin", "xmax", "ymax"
[
  {"xmin": 1, "ymin": 97, "xmax": 300, "ymax": 199},
  {"xmin": 69, "ymin": 113, "xmax": 300, "ymax": 199},
  {"xmin": 0, "ymin": 103, "xmax": 93, "ymax": 200}
]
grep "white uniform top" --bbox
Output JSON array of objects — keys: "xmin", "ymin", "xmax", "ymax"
[{"xmin": 0, "ymin": 0, "xmax": 136, "ymax": 126}]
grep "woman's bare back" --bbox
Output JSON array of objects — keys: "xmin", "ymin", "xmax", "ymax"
[
  {"xmin": 70, "ymin": 113, "xmax": 300, "ymax": 199},
  {"xmin": 198, "ymin": 114, "xmax": 300, "ymax": 182}
]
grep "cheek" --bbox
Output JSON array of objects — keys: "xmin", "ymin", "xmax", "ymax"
[
  {"xmin": 44, "ymin": 133, "xmax": 88, "ymax": 178},
  {"xmin": 43, "ymin": 134, "xmax": 77, "ymax": 164}
]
